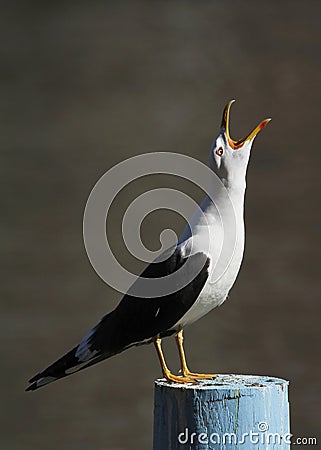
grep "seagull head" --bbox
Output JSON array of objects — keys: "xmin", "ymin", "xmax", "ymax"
[{"xmin": 209, "ymin": 100, "xmax": 270, "ymax": 190}]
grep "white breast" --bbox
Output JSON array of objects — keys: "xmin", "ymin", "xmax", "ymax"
[{"xmin": 173, "ymin": 194, "xmax": 245, "ymax": 329}]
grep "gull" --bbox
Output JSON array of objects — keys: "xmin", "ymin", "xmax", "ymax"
[{"xmin": 26, "ymin": 101, "xmax": 270, "ymax": 390}]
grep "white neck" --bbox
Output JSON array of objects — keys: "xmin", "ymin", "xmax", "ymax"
[
  {"xmin": 179, "ymin": 177, "xmax": 247, "ymax": 253},
  {"xmin": 207, "ymin": 178, "xmax": 246, "ymax": 219}
]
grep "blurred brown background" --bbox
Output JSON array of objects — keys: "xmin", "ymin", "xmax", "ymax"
[{"xmin": 2, "ymin": 1, "xmax": 320, "ymax": 449}]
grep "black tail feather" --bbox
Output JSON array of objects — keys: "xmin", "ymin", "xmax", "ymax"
[
  {"xmin": 26, "ymin": 346, "xmax": 80, "ymax": 391},
  {"xmin": 26, "ymin": 347, "xmax": 116, "ymax": 391},
  {"xmin": 25, "ymin": 313, "xmax": 119, "ymax": 391}
]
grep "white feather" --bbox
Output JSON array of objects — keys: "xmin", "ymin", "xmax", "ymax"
[{"xmin": 75, "ymin": 328, "xmax": 99, "ymax": 361}]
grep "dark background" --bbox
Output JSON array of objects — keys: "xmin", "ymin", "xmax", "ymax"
[{"xmin": 2, "ymin": 1, "xmax": 320, "ymax": 449}]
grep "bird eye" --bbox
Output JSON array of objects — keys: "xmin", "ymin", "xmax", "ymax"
[{"xmin": 216, "ymin": 147, "xmax": 224, "ymax": 157}]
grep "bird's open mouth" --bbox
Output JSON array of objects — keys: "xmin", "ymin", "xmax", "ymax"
[{"xmin": 221, "ymin": 100, "xmax": 271, "ymax": 149}]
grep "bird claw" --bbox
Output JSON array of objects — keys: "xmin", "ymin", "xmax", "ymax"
[
  {"xmin": 163, "ymin": 371, "xmax": 196, "ymax": 384},
  {"xmin": 179, "ymin": 369, "xmax": 217, "ymax": 380}
]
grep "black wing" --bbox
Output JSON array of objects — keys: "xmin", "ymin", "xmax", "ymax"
[
  {"xmin": 90, "ymin": 248, "xmax": 210, "ymax": 352},
  {"xmin": 26, "ymin": 247, "xmax": 210, "ymax": 391}
]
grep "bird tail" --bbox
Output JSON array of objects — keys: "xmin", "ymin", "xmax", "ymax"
[{"xmin": 26, "ymin": 312, "xmax": 116, "ymax": 391}]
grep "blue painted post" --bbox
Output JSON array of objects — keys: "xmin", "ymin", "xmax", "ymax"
[{"xmin": 153, "ymin": 375, "xmax": 290, "ymax": 450}]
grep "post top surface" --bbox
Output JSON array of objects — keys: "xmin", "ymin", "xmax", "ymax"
[{"xmin": 155, "ymin": 374, "xmax": 289, "ymax": 390}]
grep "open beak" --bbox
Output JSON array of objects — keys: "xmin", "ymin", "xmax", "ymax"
[{"xmin": 221, "ymin": 100, "xmax": 271, "ymax": 149}]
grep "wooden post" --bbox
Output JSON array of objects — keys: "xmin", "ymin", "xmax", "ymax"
[{"xmin": 153, "ymin": 374, "xmax": 290, "ymax": 450}]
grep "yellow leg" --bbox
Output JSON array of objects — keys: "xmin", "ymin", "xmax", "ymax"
[
  {"xmin": 154, "ymin": 336, "xmax": 194, "ymax": 383},
  {"xmin": 176, "ymin": 329, "xmax": 217, "ymax": 379}
]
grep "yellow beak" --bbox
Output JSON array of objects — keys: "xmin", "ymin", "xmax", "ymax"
[{"xmin": 221, "ymin": 100, "xmax": 271, "ymax": 149}]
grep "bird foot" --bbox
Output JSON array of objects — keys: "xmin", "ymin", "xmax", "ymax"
[
  {"xmin": 181, "ymin": 370, "xmax": 217, "ymax": 380},
  {"xmin": 163, "ymin": 370, "xmax": 195, "ymax": 384}
]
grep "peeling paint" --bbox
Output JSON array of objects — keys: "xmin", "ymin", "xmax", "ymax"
[
  {"xmin": 154, "ymin": 374, "xmax": 290, "ymax": 450},
  {"xmin": 234, "ymin": 388, "xmax": 240, "ymax": 434}
]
